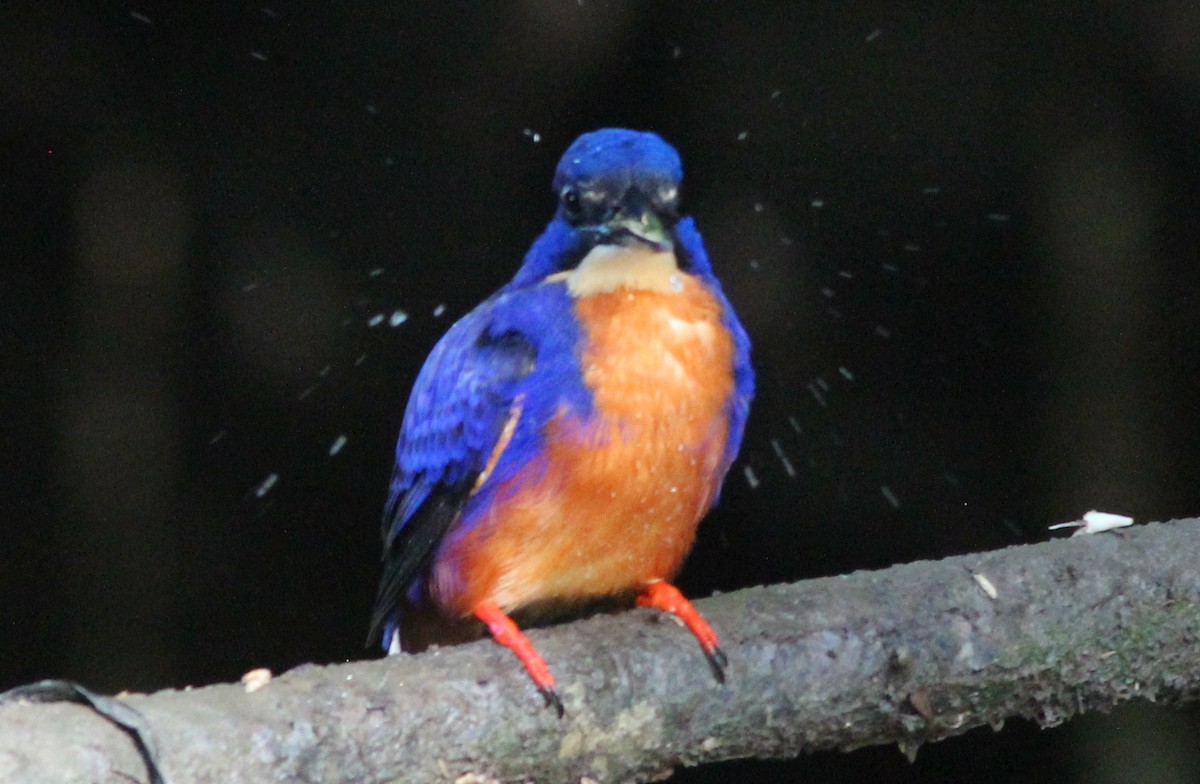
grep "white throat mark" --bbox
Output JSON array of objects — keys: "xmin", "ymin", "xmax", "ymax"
[{"xmin": 544, "ymin": 245, "xmax": 683, "ymax": 297}]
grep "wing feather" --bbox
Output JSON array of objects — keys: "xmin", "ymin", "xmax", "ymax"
[{"xmin": 366, "ymin": 298, "xmax": 535, "ymax": 648}]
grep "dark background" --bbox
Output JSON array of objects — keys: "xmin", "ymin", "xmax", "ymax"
[{"xmin": 4, "ymin": 2, "xmax": 1200, "ymax": 781}]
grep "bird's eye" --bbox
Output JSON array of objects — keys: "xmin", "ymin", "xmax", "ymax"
[{"xmin": 560, "ymin": 186, "xmax": 582, "ymax": 215}]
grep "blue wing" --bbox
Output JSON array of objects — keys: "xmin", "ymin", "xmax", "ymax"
[
  {"xmin": 366, "ymin": 293, "xmax": 537, "ymax": 648},
  {"xmin": 675, "ymin": 216, "xmax": 754, "ymax": 478}
]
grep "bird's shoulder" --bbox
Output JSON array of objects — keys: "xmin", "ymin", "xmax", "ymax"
[{"xmin": 393, "ymin": 287, "xmax": 553, "ymax": 469}]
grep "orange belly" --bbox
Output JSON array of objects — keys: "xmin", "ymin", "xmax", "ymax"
[{"xmin": 432, "ymin": 275, "xmax": 736, "ymax": 615}]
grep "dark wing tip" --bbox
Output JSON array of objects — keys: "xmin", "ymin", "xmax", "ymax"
[{"xmin": 366, "ymin": 480, "xmax": 473, "ymax": 649}]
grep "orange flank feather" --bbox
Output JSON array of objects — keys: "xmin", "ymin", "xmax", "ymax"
[{"xmin": 429, "ymin": 268, "xmax": 736, "ymax": 617}]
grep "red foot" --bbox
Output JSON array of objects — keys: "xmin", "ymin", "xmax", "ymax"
[
  {"xmin": 473, "ymin": 600, "xmax": 563, "ymax": 716},
  {"xmin": 637, "ymin": 581, "xmax": 728, "ymax": 682}
]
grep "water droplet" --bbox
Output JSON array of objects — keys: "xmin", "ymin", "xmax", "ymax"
[{"xmin": 255, "ymin": 473, "xmax": 279, "ymax": 498}]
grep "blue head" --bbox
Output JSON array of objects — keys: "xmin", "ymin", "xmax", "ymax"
[
  {"xmin": 552, "ymin": 129, "xmax": 682, "ymax": 246},
  {"xmin": 512, "ymin": 129, "xmax": 715, "ymax": 286}
]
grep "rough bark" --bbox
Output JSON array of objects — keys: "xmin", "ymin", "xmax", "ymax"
[{"xmin": 3, "ymin": 519, "xmax": 1199, "ymax": 784}]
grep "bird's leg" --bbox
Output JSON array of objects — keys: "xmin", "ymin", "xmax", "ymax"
[
  {"xmin": 636, "ymin": 580, "xmax": 728, "ymax": 682},
  {"xmin": 473, "ymin": 600, "xmax": 563, "ymax": 716}
]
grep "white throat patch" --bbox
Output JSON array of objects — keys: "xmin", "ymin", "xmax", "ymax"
[{"xmin": 545, "ymin": 245, "xmax": 682, "ymax": 297}]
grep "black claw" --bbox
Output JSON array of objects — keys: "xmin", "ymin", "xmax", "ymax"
[
  {"xmin": 541, "ymin": 687, "xmax": 565, "ymax": 718},
  {"xmin": 705, "ymin": 645, "xmax": 728, "ymax": 683}
]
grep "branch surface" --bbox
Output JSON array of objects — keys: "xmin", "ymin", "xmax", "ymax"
[{"xmin": 3, "ymin": 519, "xmax": 1200, "ymax": 783}]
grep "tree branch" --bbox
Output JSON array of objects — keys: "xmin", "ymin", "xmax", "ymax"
[{"xmin": 4, "ymin": 519, "xmax": 1200, "ymax": 783}]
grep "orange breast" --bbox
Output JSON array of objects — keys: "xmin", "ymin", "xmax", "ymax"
[{"xmin": 432, "ymin": 273, "xmax": 735, "ymax": 616}]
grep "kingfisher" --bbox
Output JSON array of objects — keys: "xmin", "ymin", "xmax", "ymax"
[{"xmin": 367, "ymin": 128, "xmax": 753, "ymax": 714}]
